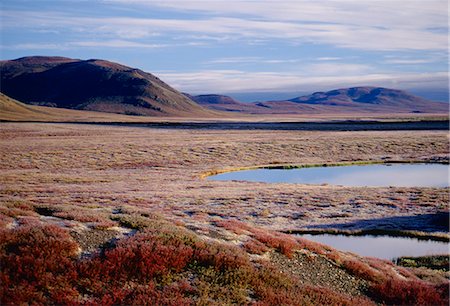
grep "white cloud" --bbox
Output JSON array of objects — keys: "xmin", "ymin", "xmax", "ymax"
[
  {"xmin": 71, "ymin": 40, "xmax": 167, "ymax": 48},
  {"xmin": 2, "ymin": 0, "xmax": 447, "ymax": 95},
  {"xmin": 306, "ymin": 63, "xmax": 372, "ymax": 76},
  {"xmin": 204, "ymin": 57, "xmax": 300, "ymax": 65},
  {"xmin": 2, "ymin": 40, "xmax": 168, "ymax": 50},
  {"xmin": 205, "ymin": 57, "xmax": 262, "ymax": 64},
  {"xmin": 2, "ymin": 0, "xmax": 448, "ymax": 51},
  {"xmin": 112, "ymin": 0, "xmax": 447, "ymax": 30},
  {"xmin": 1, "ymin": 43, "xmax": 69, "ymax": 50},
  {"xmin": 384, "ymin": 59, "xmax": 437, "ymax": 65},
  {"xmin": 107, "ymin": 0, "xmax": 448, "ymax": 50},
  {"xmin": 156, "ymin": 70, "xmax": 448, "ymax": 93},
  {"xmin": 316, "ymin": 57, "xmax": 343, "ymax": 61}
]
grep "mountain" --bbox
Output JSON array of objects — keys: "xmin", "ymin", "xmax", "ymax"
[
  {"xmin": 186, "ymin": 94, "xmax": 263, "ymax": 113},
  {"xmin": 195, "ymin": 87, "xmax": 448, "ymax": 114},
  {"xmin": 1, "ymin": 57, "xmax": 446, "ymax": 117},
  {"xmin": 287, "ymin": 87, "xmax": 445, "ymax": 110},
  {"xmin": 0, "ymin": 56, "xmax": 213, "ymax": 117}
]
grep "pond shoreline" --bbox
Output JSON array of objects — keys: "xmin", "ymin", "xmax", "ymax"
[
  {"xmin": 296, "ymin": 233, "xmax": 449, "ymax": 260},
  {"xmin": 201, "ymin": 159, "xmax": 449, "ymax": 179},
  {"xmin": 284, "ymin": 227, "xmax": 450, "ymax": 242}
]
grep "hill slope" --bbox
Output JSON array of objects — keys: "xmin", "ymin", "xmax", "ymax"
[
  {"xmin": 0, "ymin": 92, "xmax": 167, "ymax": 122},
  {"xmin": 0, "ymin": 56, "xmax": 213, "ymax": 117},
  {"xmin": 196, "ymin": 87, "xmax": 448, "ymax": 114}
]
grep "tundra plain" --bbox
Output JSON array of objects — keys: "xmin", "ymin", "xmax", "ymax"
[{"xmin": 1, "ymin": 122, "xmax": 449, "ymax": 305}]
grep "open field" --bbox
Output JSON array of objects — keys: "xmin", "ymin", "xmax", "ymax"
[{"xmin": 1, "ymin": 122, "xmax": 449, "ymax": 304}]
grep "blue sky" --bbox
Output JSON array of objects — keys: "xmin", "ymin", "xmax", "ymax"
[{"xmin": 1, "ymin": 0, "xmax": 448, "ymax": 99}]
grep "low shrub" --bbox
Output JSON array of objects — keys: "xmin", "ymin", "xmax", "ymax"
[
  {"xmin": 342, "ymin": 259, "xmax": 382, "ymax": 283},
  {"xmin": 0, "ymin": 225, "xmax": 79, "ymax": 305},
  {"xmin": 3, "ymin": 217, "xmax": 440, "ymax": 305},
  {"xmin": 370, "ymin": 278, "xmax": 448, "ymax": 306},
  {"xmin": 111, "ymin": 213, "xmax": 158, "ymax": 230},
  {"xmin": 215, "ymin": 219, "xmax": 249, "ymax": 235},
  {"xmin": 0, "ymin": 215, "xmax": 13, "ymax": 228},
  {"xmin": 243, "ymin": 238, "xmax": 270, "ymax": 255}
]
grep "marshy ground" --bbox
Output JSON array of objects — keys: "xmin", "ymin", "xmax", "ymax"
[{"xmin": 1, "ymin": 122, "xmax": 449, "ymax": 305}]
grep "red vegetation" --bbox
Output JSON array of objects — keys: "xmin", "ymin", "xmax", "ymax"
[
  {"xmin": 1, "ymin": 218, "xmax": 446, "ymax": 305},
  {"xmin": 53, "ymin": 210, "xmax": 111, "ymax": 223},
  {"xmin": 81, "ymin": 231, "xmax": 194, "ymax": 283},
  {"xmin": 215, "ymin": 219, "xmax": 249, "ymax": 235},
  {"xmin": 217, "ymin": 220, "xmax": 335, "ymax": 258},
  {"xmin": 370, "ymin": 278, "xmax": 449, "ymax": 306},
  {"xmin": 0, "ymin": 224, "xmax": 79, "ymax": 305},
  {"xmin": 296, "ymin": 236, "xmax": 329, "ymax": 255},
  {"xmin": 216, "ymin": 219, "xmax": 300, "ymax": 257},
  {"xmin": 342, "ymin": 258, "xmax": 382, "ymax": 283},
  {"xmin": 243, "ymin": 238, "xmax": 270, "ymax": 254}
]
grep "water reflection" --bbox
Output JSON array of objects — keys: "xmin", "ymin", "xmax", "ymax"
[
  {"xmin": 301, "ymin": 234, "xmax": 449, "ymax": 260},
  {"xmin": 208, "ymin": 164, "xmax": 449, "ymax": 187}
]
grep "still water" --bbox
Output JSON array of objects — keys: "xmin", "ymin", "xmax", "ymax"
[
  {"xmin": 300, "ymin": 234, "xmax": 449, "ymax": 260},
  {"xmin": 208, "ymin": 164, "xmax": 449, "ymax": 187}
]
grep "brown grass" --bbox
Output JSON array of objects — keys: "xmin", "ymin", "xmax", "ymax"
[{"xmin": 0, "ymin": 122, "xmax": 448, "ymax": 304}]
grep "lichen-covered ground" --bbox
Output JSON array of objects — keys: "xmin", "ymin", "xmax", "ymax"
[
  {"xmin": 1, "ymin": 123, "xmax": 448, "ymax": 233},
  {"xmin": 1, "ymin": 122, "xmax": 448, "ymax": 305}
]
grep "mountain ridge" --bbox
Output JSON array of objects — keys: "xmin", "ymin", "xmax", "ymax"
[
  {"xmin": 190, "ymin": 87, "xmax": 448, "ymax": 114},
  {"xmin": 1, "ymin": 56, "xmax": 447, "ymax": 116},
  {"xmin": 0, "ymin": 56, "xmax": 214, "ymax": 117}
]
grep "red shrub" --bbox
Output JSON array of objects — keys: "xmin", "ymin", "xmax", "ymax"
[
  {"xmin": 243, "ymin": 238, "xmax": 269, "ymax": 255},
  {"xmin": 91, "ymin": 219, "xmax": 118, "ymax": 230},
  {"xmin": 0, "ymin": 225, "xmax": 79, "ymax": 305},
  {"xmin": 0, "ymin": 215, "xmax": 14, "ymax": 228},
  {"xmin": 90, "ymin": 281, "xmax": 194, "ymax": 306},
  {"xmin": 296, "ymin": 237, "xmax": 328, "ymax": 255},
  {"xmin": 80, "ymin": 230, "xmax": 194, "ymax": 284},
  {"xmin": 342, "ymin": 259, "xmax": 381, "ymax": 283},
  {"xmin": 251, "ymin": 230, "xmax": 299, "ymax": 257},
  {"xmin": 215, "ymin": 219, "xmax": 250, "ymax": 235},
  {"xmin": 395, "ymin": 266, "xmax": 418, "ymax": 279},
  {"xmin": 53, "ymin": 210, "xmax": 109, "ymax": 223},
  {"xmin": 16, "ymin": 216, "xmax": 41, "ymax": 226},
  {"xmin": 192, "ymin": 240, "xmax": 250, "ymax": 271},
  {"xmin": 370, "ymin": 278, "xmax": 448, "ymax": 306}
]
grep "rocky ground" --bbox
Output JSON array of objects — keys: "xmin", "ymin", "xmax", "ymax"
[{"xmin": 270, "ymin": 251, "xmax": 369, "ymax": 296}]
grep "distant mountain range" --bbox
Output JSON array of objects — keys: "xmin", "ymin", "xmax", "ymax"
[
  {"xmin": 0, "ymin": 56, "xmax": 213, "ymax": 117},
  {"xmin": 188, "ymin": 87, "xmax": 448, "ymax": 114},
  {"xmin": 1, "ymin": 56, "xmax": 448, "ymax": 117}
]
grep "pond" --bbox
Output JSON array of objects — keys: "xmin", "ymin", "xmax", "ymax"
[
  {"xmin": 300, "ymin": 234, "xmax": 449, "ymax": 260},
  {"xmin": 208, "ymin": 163, "xmax": 449, "ymax": 187}
]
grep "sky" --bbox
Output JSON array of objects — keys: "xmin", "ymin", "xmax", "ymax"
[{"xmin": 1, "ymin": 0, "xmax": 449, "ymax": 100}]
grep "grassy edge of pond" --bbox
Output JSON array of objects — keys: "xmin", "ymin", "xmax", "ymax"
[
  {"xmin": 396, "ymin": 255, "xmax": 449, "ymax": 271},
  {"xmin": 199, "ymin": 159, "xmax": 449, "ymax": 179},
  {"xmin": 283, "ymin": 228, "xmax": 450, "ymax": 242}
]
